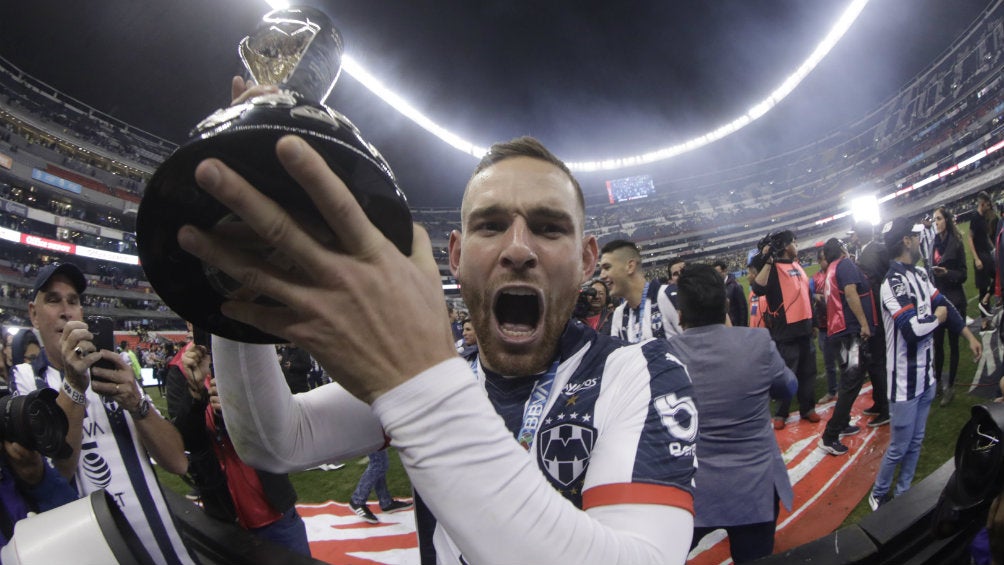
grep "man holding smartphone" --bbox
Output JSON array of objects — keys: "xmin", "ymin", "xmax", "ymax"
[{"xmin": 10, "ymin": 263, "xmax": 194, "ymax": 565}]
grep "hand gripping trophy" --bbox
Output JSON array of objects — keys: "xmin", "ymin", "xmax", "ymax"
[{"xmin": 137, "ymin": 6, "xmax": 412, "ymax": 343}]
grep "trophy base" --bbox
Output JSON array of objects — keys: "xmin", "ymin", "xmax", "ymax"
[{"xmin": 137, "ymin": 111, "xmax": 412, "ymax": 344}]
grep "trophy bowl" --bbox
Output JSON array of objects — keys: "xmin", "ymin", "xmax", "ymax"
[{"xmin": 137, "ymin": 6, "xmax": 412, "ymax": 344}]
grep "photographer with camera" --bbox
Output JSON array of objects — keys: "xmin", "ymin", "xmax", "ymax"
[
  {"xmin": 10, "ymin": 263, "xmax": 194, "ymax": 565},
  {"xmin": 0, "ymin": 372, "xmax": 77, "ymax": 553},
  {"xmin": 573, "ymin": 279, "xmax": 613, "ymax": 334},
  {"xmin": 752, "ymin": 231, "xmax": 820, "ymax": 429},
  {"xmin": 599, "ymin": 240, "xmax": 681, "ymax": 342}
]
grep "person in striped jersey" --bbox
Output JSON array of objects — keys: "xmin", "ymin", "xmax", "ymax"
[
  {"xmin": 868, "ymin": 218, "xmax": 982, "ymax": 511},
  {"xmin": 186, "ymin": 128, "xmax": 699, "ymax": 564}
]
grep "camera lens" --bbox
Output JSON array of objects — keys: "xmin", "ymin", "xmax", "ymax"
[{"xmin": 0, "ymin": 388, "xmax": 71, "ymax": 458}]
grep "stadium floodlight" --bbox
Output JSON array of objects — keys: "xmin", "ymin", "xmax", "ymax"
[
  {"xmin": 260, "ymin": 0, "xmax": 868, "ymax": 169},
  {"xmin": 850, "ymin": 195, "xmax": 880, "ymax": 226}
]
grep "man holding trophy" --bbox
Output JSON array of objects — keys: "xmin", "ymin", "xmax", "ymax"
[{"xmin": 138, "ymin": 7, "xmax": 698, "ymax": 564}]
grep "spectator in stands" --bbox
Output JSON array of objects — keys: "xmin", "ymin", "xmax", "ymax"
[
  {"xmin": 666, "ymin": 263, "xmax": 794, "ymax": 563},
  {"xmin": 818, "ymin": 238, "xmax": 874, "ymax": 456},
  {"xmin": 170, "ymin": 334, "xmax": 312, "ymax": 555},
  {"xmin": 869, "ymin": 218, "xmax": 981, "ymax": 510},
  {"xmin": 810, "ymin": 248, "xmax": 838, "ymax": 405},
  {"xmin": 752, "ymin": 231, "xmax": 819, "ymax": 429},
  {"xmin": 968, "ymin": 191, "xmax": 998, "ymax": 318},
  {"xmin": 714, "ymin": 259, "xmax": 748, "ymax": 326},
  {"xmin": 931, "ymin": 206, "xmax": 968, "ymax": 406},
  {"xmin": 10, "ymin": 262, "xmax": 194, "ymax": 564},
  {"xmin": 599, "ymin": 239, "xmax": 681, "ymax": 342},
  {"xmin": 854, "ymin": 222, "xmax": 891, "ymax": 427}
]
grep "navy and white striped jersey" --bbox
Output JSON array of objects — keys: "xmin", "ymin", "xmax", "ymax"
[
  {"xmin": 411, "ymin": 321, "xmax": 698, "ymax": 564},
  {"xmin": 880, "ymin": 261, "xmax": 964, "ymax": 402},
  {"xmin": 610, "ymin": 283, "xmax": 682, "ymax": 343},
  {"xmin": 11, "ymin": 361, "xmax": 195, "ymax": 565}
]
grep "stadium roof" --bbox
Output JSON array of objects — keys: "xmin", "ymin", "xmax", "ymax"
[{"xmin": 0, "ymin": 0, "xmax": 991, "ymax": 207}]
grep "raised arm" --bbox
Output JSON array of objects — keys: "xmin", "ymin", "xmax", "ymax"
[{"xmin": 211, "ymin": 336, "xmax": 385, "ymax": 472}]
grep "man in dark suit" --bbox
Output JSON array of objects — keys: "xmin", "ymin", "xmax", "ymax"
[{"xmin": 666, "ymin": 263, "xmax": 796, "ymax": 563}]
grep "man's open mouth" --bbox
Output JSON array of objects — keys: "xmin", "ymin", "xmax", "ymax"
[{"xmin": 494, "ymin": 288, "xmax": 542, "ymax": 337}]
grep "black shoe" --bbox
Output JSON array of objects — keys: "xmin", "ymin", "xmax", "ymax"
[
  {"xmin": 862, "ymin": 406, "xmax": 880, "ymax": 416},
  {"xmin": 868, "ymin": 414, "xmax": 890, "ymax": 427},
  {"xmin": 381, "ymin": 499, "xmax": 414, "ymax": 513},
  {"xmin": 185, "ymin": 487, "xmax": 200, "ymax": 501},
  {"xmin": 868, "ymin": 491, "xmax": 893, "ymax": 511},
  {"xmin": 839, "ymin": 425, "xmax": 861, "ymax": 437},
  {"xmin": 818, "ymin": 437, "xmax": 849, "ymax": 456},
  {"xmin": 349, "ymin": 501, "xmax": 379, "ymax": 524}
]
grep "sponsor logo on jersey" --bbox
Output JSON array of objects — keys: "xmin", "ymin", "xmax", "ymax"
[
  {"xmin": 561, "ymin": 377, "xmax": 599, "ymax": 396},
  {"xmin": 538, "ymin": 423, "xmax": 596, "ymax": 487}
]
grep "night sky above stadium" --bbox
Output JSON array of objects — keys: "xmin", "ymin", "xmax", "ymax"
[{"xmin": 0, "ymin": 0, "xmax": 992, "ymax": 207}]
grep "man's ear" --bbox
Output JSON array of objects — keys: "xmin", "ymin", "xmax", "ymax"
[
  {"xmin": 582, "ymin": 236, "xmax": 599, "ymax": 283},
  {"xmin": 448, "ymin": 230, "xmax": 462, "ymax": 279},
  {"xmin": 626, "ymin": 257, "xmax": 637, "ymax": 276}
]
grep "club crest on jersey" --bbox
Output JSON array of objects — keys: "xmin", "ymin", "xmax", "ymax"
[
  {"xmin": 891, "ymin": 277, "xmax": 907, "ymax": 298},
  {"xmin": 538, "ymin": 423, "xmax": 596, "ymax": 487}
]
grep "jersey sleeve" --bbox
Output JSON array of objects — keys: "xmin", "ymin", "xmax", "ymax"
[
  {"xmin": 580, "ymin": 340, "xmax": 696, "ymax": 512},
  {"xmin": 881, "ymin": 273, "xmax": 939, "ymax": 343},
  {"xmin": 211, "ymin": 336, "xmax": 386, "ymax": 472}
]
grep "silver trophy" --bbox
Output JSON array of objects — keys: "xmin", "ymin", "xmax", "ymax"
[{"xmin": 137, "ymin": 7, "xmax": 411, "ymax": 343}]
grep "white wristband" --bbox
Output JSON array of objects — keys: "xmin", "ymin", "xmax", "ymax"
[{"xmin": 62, "ymin": 379, "xmax": 87, "ymax": 406}]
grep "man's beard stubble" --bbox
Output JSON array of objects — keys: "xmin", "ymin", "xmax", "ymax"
[{"xmin": 461, "ymin": 287, "xmax": 573, "ymax": 378}]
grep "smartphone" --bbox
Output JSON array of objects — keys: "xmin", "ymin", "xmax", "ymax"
[{"xmin": 85, "ymin": 315, "xmax": 118, "ymax": 374}]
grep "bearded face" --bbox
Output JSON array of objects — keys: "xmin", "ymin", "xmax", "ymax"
[{"xmin": 449, "ymin": 157, "xmax": 597, "ymax": 377}]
